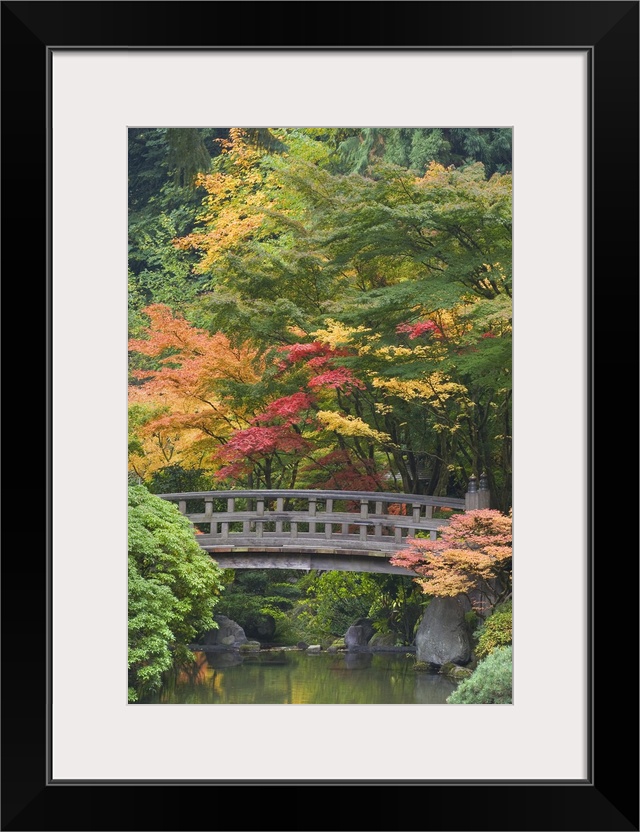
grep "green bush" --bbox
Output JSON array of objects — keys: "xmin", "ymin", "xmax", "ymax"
[
  {"xmin": 215, "ymin": 570, "xmax": 305, "ymax": 640},
  {"xmin": 475, "ymin": 601, "xmax": 512, "ymax": 659},
  {"xmin": 268, "ymin": 609, "xmax": 304, "ymax": 645},
  {"xmin": 128, "ymin": 485, "xmax": 225, "ymax": 701},
  {"xmin": 447, "ymin": 645, "xmax": 512, "ymax": 704},
  {"xmin": 306, "ymin": 572, "xmax": 378, "ymax": 638}
]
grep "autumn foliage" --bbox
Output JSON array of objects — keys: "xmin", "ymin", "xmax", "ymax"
[
  {"xmin": 128, "ymin": 304, "xmax": 262, "ymax": 478},
  {"xmin": 390, "ymin": 509, "xmax": 512, "ymax": 617},
  {"xmin": 128, "ymin": 130, "xmax": 512, "ymax": 504}
]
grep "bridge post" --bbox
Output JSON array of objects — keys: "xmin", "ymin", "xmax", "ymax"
[
  {"xmin": 478, "ymin": 471, "xmax": 491, "ymax": 508},
  {"xmin": 410, "ymin": 502, "xmax": 420, "ymax": 537},
  {"xmin": 276, "ymin": 497, "xmax": 284, "ymax": 534},
  {"xmin": 325, "ymin": 499, "xmax": 333, "ymax": 539},
  {"xmin": 204, "ymin": 498, "xmax": 215, "ymax": 536},
  {"xmin": 374, "ymin": 501, "xmax": 383, "ymax": 538},
  {"xmin": 309, "ymin": 497, "xmax": 317, "ymax": 536},
  {"xmin": 465, "ymin": 473, "xmax": 491, "ymax": 510},
  {"xmin": 359, "ymin": 500, "xmax": 369, "ymax": 542}
]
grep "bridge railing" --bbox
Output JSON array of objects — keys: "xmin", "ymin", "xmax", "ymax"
[{"xmin": 156, "ymin": 488, "xmax": 471, "ymax": 549}]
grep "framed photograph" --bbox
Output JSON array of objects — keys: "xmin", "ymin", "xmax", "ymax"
[{"xmin": 3, "ymin": 2, "xmax": 637, "ymax": 830}]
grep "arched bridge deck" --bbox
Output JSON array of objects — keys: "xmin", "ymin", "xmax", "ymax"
[{"xmin": 156, "ymin": 487, "xmax": 486, "ymax": 575}]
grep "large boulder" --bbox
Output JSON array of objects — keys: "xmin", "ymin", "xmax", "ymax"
[
  {"xmin": 200, "ymin": 615, "xmax": 248, "ymax": 648},
  {"xmin": 345, "ymin": 618, "xmax": 375, "ymax": 649},
  {"xmin": 415, "ymin": 597, "xmax": 472, "ymax": 666}
]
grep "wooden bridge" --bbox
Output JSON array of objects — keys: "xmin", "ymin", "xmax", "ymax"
[{"xmin": 158, "ymin": 479, "xmax": 489, "ymax": 575}]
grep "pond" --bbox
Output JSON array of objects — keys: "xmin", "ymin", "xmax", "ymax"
[{"xmin": 138, "ymin": 649, "xmax": 459, "ymax": 705}]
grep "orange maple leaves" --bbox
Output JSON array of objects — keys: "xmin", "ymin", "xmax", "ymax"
[
  {"xmin": 390, "ymin": 509, "xmax": 512, "ymax": 614},
  {"xmin": 128, "ymin": 305, "xmax": 262, "ymax": 477}
]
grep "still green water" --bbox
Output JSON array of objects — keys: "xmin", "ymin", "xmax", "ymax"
[{"xmin": 139, "ymin": 650, "xmax": 458, "ymax": 704}]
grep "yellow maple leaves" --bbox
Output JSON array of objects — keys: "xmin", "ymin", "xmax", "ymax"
[
  {"xmin": 316, "ymin": 411, "xmax": 392, "ymax": 444},
  {"xmin": 311, "ymin": 319, "xmax": 370, "ymax": 349},
  {"xmin": 371, "ymin": 373, "xmax": 470, "ymax": 406}
]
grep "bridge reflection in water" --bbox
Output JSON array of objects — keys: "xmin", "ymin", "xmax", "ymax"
[{"xmin": 157, "ymin": 482, "xmax": 489, "ymax": 575}]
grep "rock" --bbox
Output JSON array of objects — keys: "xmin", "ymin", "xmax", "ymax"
[
  {"xmin": 368, "ymin": 632, "xmax": 398, "ymax": 648},
  {"xmin": 200, "ymin": 615, "xmax": 248, "ymax": 648},
  {"xmin": 297, "ymin": 641, "xmax": 309, "ymax": 650},
  {"xmin": 331, "ymin": 637, "xmax": 346, "ymax": 650},
  {"xmin": 239, "ymin": 640, "xmax": 261, "ymax": 653},
  {"xmin": 415, "ymin": 596, "xmax": 472, "ymax": 666},
  {"xmin": 345, "ymin": 618, "xmax": 375, "ymax": 649},
  {"xmin": 307, "ymin": 645, "xmax": 322, "ymax": 653},
  {"xmin": 439, "ymin": 662, "xmax": 473, "ymax": 680},
  {"xmin": 413, "ymin": 661, "xmax": 432, "ymax": 672},
  {"xmin": 326, "ymin": 645, "xmax": 338, "ymax": 653}
]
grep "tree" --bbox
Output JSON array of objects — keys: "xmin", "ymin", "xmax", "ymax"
[
  {"xmin": 129, "ymin": 129, "xmax": 512, "ymax": 506},
  {"xmin": 389, "ymin": 509, "xmax": 512, "ymax": 618},
  {"xmin": 171, "ymin": 138, "xmax": 512, "ymax": 503},
  {"xmin": 128, "ymin": 485, "xmax": 225, "ymax": 701},
  {"xmin": 336, "ymin": 128, "xmax": 512, "ymax": 177},
  {"xmin": 128, "ymin": 128, "xmax": 219, "ymax": 323},
  {"xmin": 128, "ymin": 304, "xmax": 261, "ymax": 481}
]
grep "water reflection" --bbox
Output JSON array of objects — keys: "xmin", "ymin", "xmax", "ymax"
[
  {"xmin": 414, "ymin": 671, "xmax": 457, "ymax": 704},
  {"xmin": 343, "ymin": 652, "xmax": 373, "ymax": 670},
  {"xmin": 139, "ymin": 650, "xmax": 459, "ymax": 705},
  {"xmin": 205, "ymin": 651, "xmax": 245, "ymax": 669}
]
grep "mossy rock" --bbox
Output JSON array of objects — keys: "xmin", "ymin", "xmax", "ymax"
[
  {"xmin": 331, "ymin": 637, "xmax": 347, "ymax": 650},
  {"xmin": 413, "ymin": 661, "xmax": 432, "ymax": 672},
  {"xmin": 239, "ymin": 641, "xmax": 261, "ymax": 653},
  {"xmin": 369, "ymin": 632, "xmax": 399, "ymax": 648},
  {"xmin": 439, "ymin": 662, "xmax": 473, "ymax": 680}
]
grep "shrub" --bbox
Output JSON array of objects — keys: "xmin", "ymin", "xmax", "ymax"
[
  {"xmin": 307, "ymin": 572, "xmax": 378, "ymax": 638},
  {"xmin": 447, "ymin": 645, "xmax": 512, "ymax": 704},
  {"xmin": 215, "ymin": 570, "xmax": 305, "ymax": 640},
  {"xmin": 128, "ymin": 485, "xmax": 225, "ymax": 701},
  {"xmin": 475, "ymin": 601, "xmax": 512, "ymax": 659}
]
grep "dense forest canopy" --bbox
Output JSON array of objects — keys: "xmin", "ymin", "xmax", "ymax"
[{"xmin": 129, "ymin": 127, "xmax": 512, "ymax": 510}]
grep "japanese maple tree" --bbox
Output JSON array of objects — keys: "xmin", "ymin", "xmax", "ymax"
[
  {"xmin": 390, "ymin": 509, "xmax": 512, "ymax": 618},
  {"xmin": 128, "ymin": 304, "xmax": 261, "ymax": 479}
]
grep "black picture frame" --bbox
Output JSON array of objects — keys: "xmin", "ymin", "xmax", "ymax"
[{"xmin": 2, "ymin": 2, "xmax": 638, "ymax": 830}]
